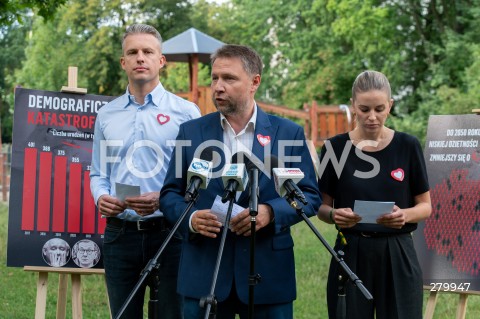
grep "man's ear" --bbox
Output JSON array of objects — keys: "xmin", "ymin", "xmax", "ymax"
[
  {"xmin": 120, "ymin": 56, "xmax": 126, "ymax": 70},
  {"xmin": 251, "ymin": 74, "xmax": 261, "ymax": 93},
  {"xmin": 159, "ymin": 55, "xmax": 166, "ymax": 69}
]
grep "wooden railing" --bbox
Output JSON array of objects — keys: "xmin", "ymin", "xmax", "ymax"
[{"xmin": 180, "ymin": 86, "xmax": 354, "ymax": 149}]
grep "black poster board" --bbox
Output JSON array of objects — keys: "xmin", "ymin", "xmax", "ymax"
[
  {"xmin": 7, "ymin": 88, "xmax": 115, "ymax": 269},
  {"xmin": 414, "ymin": 114, "xmax": 480, "ymax": 292}
]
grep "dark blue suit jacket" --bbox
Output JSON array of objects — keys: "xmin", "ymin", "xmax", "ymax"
[{"xmin": 160, "ymin": 107, "xmax": 321, "ymax": 304}]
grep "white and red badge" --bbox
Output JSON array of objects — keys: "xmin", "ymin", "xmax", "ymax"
[
  {"xmin": 390, "ymin": 168, "xmax": 404, "ymax": 182},
  {"xmin": 257, "ymin": 134, "xmax": 271, "ymax": 146},
  {"xmin": 157, "ymin": 114, "xmax": 170, "ymax": 125}
]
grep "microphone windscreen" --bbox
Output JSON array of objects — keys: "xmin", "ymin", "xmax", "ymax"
[
  {"xmin": 199, "ymin": 146, "xmax": 214, "ymax": 162},
  {"xmin": 221, "ymin": 153, "xmax": 249, "ymax": 191},
  {"xmin": 187, "ymin": 157, "xmax": 212, "ymax": 190},
  {"xmin": 232, "ymin": 151, "xmax": 264, "ymax": 172},
  {"xmin": 246, "ymin": 160, "xmax": 257, "ymax": 171},
  {"xmin": 231, "ymin": 152, "xmax": 241, "ymax": 164}
]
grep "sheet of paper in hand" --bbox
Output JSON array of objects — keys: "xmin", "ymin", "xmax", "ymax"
[
  {"xmin": 354, "ymin": 200, "xmax": 395, "ymax": 224},
  {"xmin": 115, "ymin": 182, "xmax": 141, "ymax": 201},
  {"xmin": 210, "ymin": 195, "xmax": 245, "ymax": 226}
]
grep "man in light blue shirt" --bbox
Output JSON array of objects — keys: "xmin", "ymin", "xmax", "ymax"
[{"xmin": 90, "ymin": 23, "xmax": 200, "ymax": 319}]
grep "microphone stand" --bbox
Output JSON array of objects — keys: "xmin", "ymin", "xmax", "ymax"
[
  {"xmin": 114, "ymin": 192, "xmax": 199, "ymax": 319},
  {"xmin": 285, "ymin": 196, "xmax": 373, "ymax": 319},
  {"xmin": 200, "ymin": 191, "xmax": 236, "ymax": 319},
  {"xmin": 248, "ymin": 168, "xmax": 260, "ymax": 319}
]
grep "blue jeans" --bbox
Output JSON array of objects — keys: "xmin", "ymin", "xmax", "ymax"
[{"xmin": 103, "ymin": 221, "xmax": 183, "ymax": 319}]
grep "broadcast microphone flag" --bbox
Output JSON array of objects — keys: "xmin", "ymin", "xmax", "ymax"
[
  {"xmin": 184, "ymin": 158, "xmax": 212, "ymax": 202},
  {"xmin": 221, "ymin": 155, "xmax": 249, "ymax": 202},
  {"xmin": 272, "ymin": 167, "xmax": 304, "ymax": 198}
]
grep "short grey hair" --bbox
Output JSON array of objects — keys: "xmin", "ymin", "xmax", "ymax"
[
  {"xmin": 211, "ymin": 44, "xmax": 263, "ymax": 77},
  {"xmin": 352, "ymin": 70, "xmax": 391, "ymax": 100},
  {"xmin": 122, "ymin": 23, "xmax": 163, "ymax": 52}
]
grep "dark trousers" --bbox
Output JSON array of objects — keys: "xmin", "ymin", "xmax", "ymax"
[
  {"xmin": 327, "ymin": 232, "xmax": 423, "ymax": 319},
  {"xmin": 183, "ymin": 282, "xmax": 293, "ymax": 319},
  {"xmin": 103, "ymin": 219, "xmax": 183, "ymax": 319}
]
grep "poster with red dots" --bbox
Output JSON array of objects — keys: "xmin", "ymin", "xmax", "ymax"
[{"xmin": 415, "ymin": 114, "xmax": 480, "ymax": 292}]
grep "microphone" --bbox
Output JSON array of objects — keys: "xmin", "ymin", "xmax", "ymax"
[
  {"xmin": 221, "ymin": 153, "xmax": 249, "ymax": 203},
  {"xmin": 184, "ymin": 148, "xmax": 213, "ymax": 202},
  {"xmin": 270, "ymin": 156, "xmax": 308, "ymax": 205},
  {"xmin": 246, "ymin": 158, "xmax": 259, "ymax": 215}
]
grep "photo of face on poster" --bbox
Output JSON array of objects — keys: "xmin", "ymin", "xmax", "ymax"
[
  {"xmin": 42, "ymin": 238, "xmax": 70, "ymax": 267},
  {"xmin": 72, "ymin": 239, "xmax": 100, "ymax": 268}
]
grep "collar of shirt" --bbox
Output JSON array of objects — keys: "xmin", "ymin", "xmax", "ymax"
[
  {"xmin": 220, "ymin": 104, "xmax": 257, "ymax": 155},
  {"xmin": 123, "ymin": 82, "xmax": 166, "ymax": 108}
]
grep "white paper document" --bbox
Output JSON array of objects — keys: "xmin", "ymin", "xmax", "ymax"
[
  {"xmin": 210, "ymin": 195, "xmax": 245, "ymax": 226},
  {"xmin": 115, "ymin": 182, "xmax": 141, "ymax": 201},
  {"xmin": 354, "ymin": 200, "xmax": 395, "ymax": 224}
]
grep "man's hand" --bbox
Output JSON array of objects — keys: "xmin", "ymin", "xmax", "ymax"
[
  {"xmin": 230, "ymin": 204, "xmax": 273, "ymax": 236},
  {"xmin": 191, "ymin": 209, "xmax": 222, "ymax": 238},
  {"xmin": 97, "ymin": 195, "xmax": 126, "ymax": 217},
  {"xmin": 124, "ymin": 192, "xmax": 160, "ymax": 217}
]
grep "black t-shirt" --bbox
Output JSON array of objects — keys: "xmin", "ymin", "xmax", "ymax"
[{"xmin": 318, "ymin": 131, "xmax": 430, "ymax": 233}]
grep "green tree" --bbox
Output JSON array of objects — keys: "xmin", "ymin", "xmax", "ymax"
[
  {"xmin": 13, "ymin": 0, "xmax": 197, "ymax": 96},
  {"xmin": 0, "ymin": 0, "xmax": 67, "ymax": 25},
  {"xmin": 4, "ymin": 0, "xmax": 200, "ymax": 143},
  {"xmin": 213, "ymin": 0, "xmax": 480, "ymax": 138},
  {"xmin": 3, "ymin": 0, "xmax": 480, "ymax": 145},
  {"xmin": 0, "ymin": 20, "xmax": 31, "ymax": 143}
]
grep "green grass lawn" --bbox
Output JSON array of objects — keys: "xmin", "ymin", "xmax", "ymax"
[{"xmin": 1, "ymin": 202, "xmax": 479, "ymax": 318}]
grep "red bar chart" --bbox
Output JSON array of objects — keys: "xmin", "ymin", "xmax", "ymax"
[
  {"xmin": 7, "ymin": 88, "xmax": 116, "ymax": 268},
  {"xmin": 20, "ymin": 147, "xmax": 104, "ymax": 235}
]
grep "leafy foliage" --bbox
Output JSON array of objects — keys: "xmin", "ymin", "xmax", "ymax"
[
  {"xmin": 0, "ymin": 0, "xmax": 67, "ymax": 25},
  {"xmin": 0, "ymin": 0, "xmax": 479, "ymax": 144}
]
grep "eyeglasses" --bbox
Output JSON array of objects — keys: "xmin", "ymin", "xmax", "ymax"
[{"xmin": 78, "ymin": 249, "xmax": 95, "ymax": 255}]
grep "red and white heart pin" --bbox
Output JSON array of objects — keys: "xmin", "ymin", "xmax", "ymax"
[
  {"xmin": 391, "ymin": 168, "xmax": 404, "ymax": 182},
  {"xmin": 257, "ymin": 134, "xmax": 271, "ymax": 146},
  {"xmin": 157, "ymin": 114, "xmax": 170, "ymax": 125}
]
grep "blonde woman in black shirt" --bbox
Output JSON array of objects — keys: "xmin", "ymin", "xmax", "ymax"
[{"xmin": 317, "ymin": 70, "xmax": 432, "ymax": 319}]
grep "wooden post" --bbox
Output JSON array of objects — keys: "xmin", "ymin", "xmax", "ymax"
[
  {"xmin": 423, "ymin": 286, "xmax": 480, "ymax": 319},
  {"xmin": 310, "ymin": 101, "xmax": 318, "ymax": 147},
  {"xmin": 34, "ymin": 271, "xmax": 49, "ymax": 319},
  {"xmin": 189, "ymin": 54, "xmax": 199, "ymax": 106},
  {"xmin": 24, "ymin": 266, "xmax": 107, "ymax": 319},
  {"xmin": 1, "ymin": 148, "xmax": 6, "ymax": 202},
  {"xmin": 71, "ymin": 273, "xmax": 83, "ymax": 318},
  {"xmin": 424, "ymin": 289, "xmax": 438, "ymax": 319},
  {"xmin": 456, "ymin": 293, "xmax": 469, "ymax": 319},
  {"xmin": 56, "ymin": 273, "xmax": 68, "ymax": 318},
  {"xmin": 61, "ymin": 66, "xmax": 87, "ymax": 94},
  {"xmin": 0, "ymin": 112, "xmax": 6, "ymax": 202}
]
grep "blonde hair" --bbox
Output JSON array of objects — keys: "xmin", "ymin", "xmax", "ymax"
[
  {"xmin": 122, "ymin": 24, "xmax": 162, "ymax": 52},
  {"xmin": 352, "ymin": 70, "xmax": 391, "ymax": 100}
]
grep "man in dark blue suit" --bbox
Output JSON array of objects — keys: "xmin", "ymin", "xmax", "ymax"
[{"xmin": 160, "ymin": 44, "xmax": 321, "ymax": 318}]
